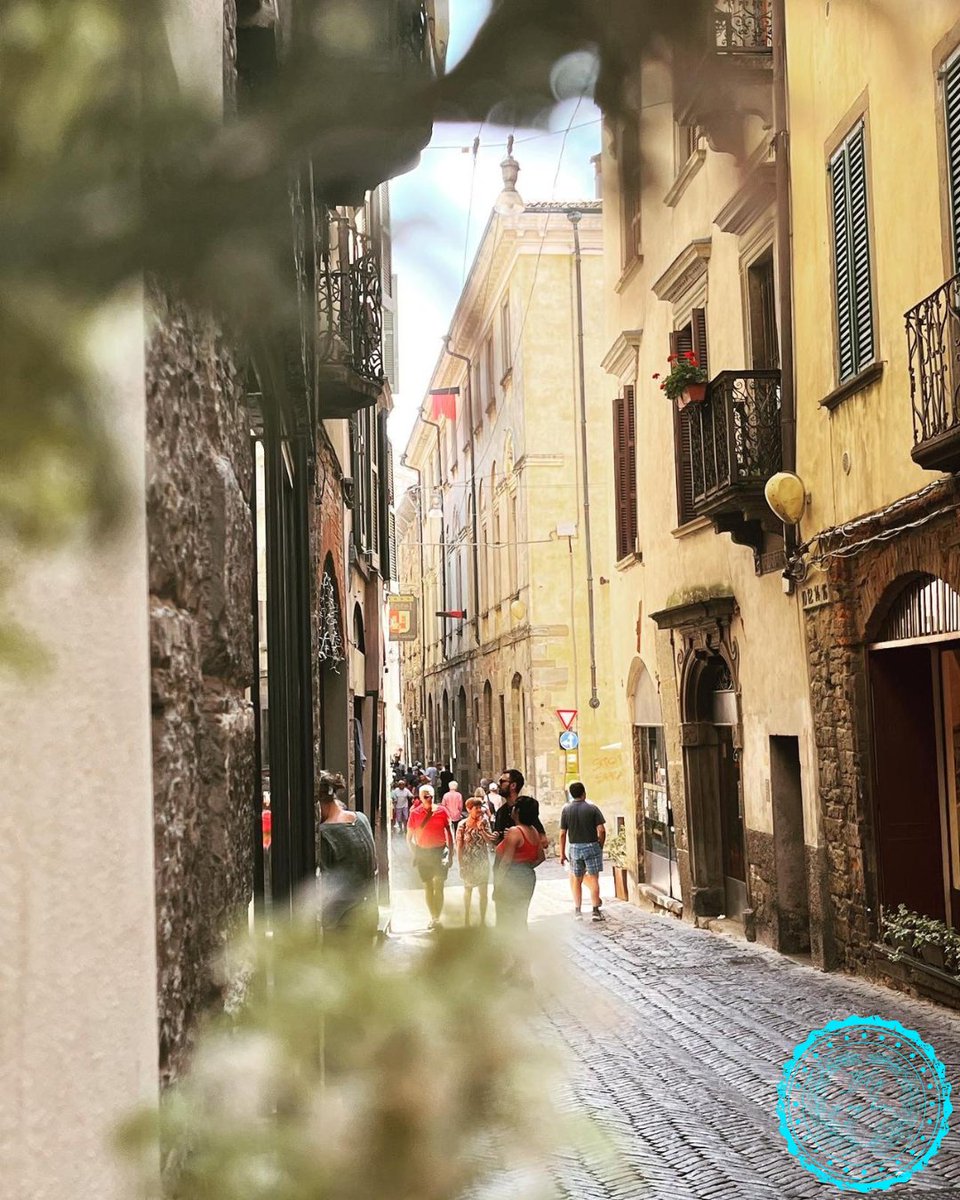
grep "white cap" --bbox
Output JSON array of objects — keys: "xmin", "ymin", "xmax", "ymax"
[{"xmin": 488, "ymin": 782, "xmax": 499, "ymax": 792}]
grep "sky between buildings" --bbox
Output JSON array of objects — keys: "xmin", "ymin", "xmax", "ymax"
[{"xmin": 389, "ymin": 0, "xmax": 602, "ymax": 457}]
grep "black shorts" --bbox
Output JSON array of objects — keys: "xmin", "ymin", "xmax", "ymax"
[{"xmin": 414, "ymin": 846, "xmax": 448, "ymax": 882}]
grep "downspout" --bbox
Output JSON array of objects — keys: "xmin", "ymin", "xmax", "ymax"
[
  {"xmin": 773, "ymin": 0, "xmax": 796, "ymax": 509},
  {"xmin": 442, "ymin": 337, "xmax": 482, "ymax": 647},
  {"xmin": 421, "ymin": 414, "xmax": 448, "ymax": 661},
  {"xmin": 400, "ymin": 453, "xmax": 429, "ymax": 762},
  {"xmin": 567, "ymin": 210, "xmax": 600, "ymax": 710}
]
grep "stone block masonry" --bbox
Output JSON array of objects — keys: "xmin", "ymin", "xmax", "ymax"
[{"xmin": 146, "ymin": 289, "xmax": 255, "ymax": 1085}]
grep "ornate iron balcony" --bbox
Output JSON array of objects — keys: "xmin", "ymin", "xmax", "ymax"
[
  {"xmin": 674, "ymin": 1, "xmax": 773, "ymax": 148},
  {"xmin": 316, "ymin": 216, "xmax": 384, "ymax": 417},
  {"xmin": 685, "ymin": 370, "xmax": 782, "ymax": 563},
  {"xmin": 905, "ymin": 272, "xmax": 960, "ymax": 473},
  {"xmin": 714, "ymin": 0, "xmax": 773, "ymax": 52}
]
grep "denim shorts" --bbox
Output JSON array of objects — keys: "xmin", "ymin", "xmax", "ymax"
[{"xmin": 568, "ymin": 841, "xmax": 604, "ymax": 878}]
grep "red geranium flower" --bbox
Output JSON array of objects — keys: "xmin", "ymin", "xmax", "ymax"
[
  {"xmin": 652, "ymin": 372, "xmax": 660, "ymax": 380},
  {"xmin": 667, "ymin": 354, "xmax": 677, "ymax": 363}
]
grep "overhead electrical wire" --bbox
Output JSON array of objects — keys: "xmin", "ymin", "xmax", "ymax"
[{"xmin": 423, "ymin": 118, "xmax": 601, "ymax": 152}]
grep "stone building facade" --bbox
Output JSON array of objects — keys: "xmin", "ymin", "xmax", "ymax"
[
  {"xmin": 398, "ymin": 172, "xmax": 630, "ymax": 826},
  {"xmin": 146, "ymin": 290, "xmax": 255, "ymax": 1085}
]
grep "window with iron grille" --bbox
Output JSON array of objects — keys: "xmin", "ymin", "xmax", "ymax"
[
  {"xmin": 612, "ymin": 385, "xmax": 638, "ymax": 559},
  {"xmin": 829, "ymin": 120, "xmax": 874, "ymax": 383}
]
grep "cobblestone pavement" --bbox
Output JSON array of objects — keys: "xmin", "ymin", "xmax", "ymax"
[{"xmin": 387, "ymin": 838, "xmax": 960, "ymax": 1200}]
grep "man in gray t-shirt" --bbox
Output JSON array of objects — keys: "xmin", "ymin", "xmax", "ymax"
[{"xmin": 559, "ymin": 781, "xmax": 606, "ymax": 921}]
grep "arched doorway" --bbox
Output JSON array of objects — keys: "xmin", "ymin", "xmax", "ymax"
[
  {"xmin": 482, "ymin": 682, "xmax": 493, "ymax": 775},
  {"xmin": 456, "ymin": 686, "xmax": 469, "ymax": 787},
  {"xmin": 629, "ymin": 659, "xmax": 679, "ymax": 900},
  {"xmin": 868, "ymin": 573, "xmax": 960, "ymax": 923},
  {"xmin": 682, "ymin": 652, "xmax": 746, "ymax": 919},
  {"xmin": 427, "ymin": 695, "xmax": 435, "ymax": 764},
  {"xmin": 318, "ymin": 557, "xmax": 347, "ymax": 779},
  {"xmin": 441, "ymin": 690, "xmax": 450, "ymax": 767},
  {"xmin": 511, "ymin": 673, "xmax": 524, "ymax": 769}
]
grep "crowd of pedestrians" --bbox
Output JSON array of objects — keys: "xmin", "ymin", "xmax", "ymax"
[{"xmin": 390, "ymin": 757, "xmax": 609, "ymax": 933}]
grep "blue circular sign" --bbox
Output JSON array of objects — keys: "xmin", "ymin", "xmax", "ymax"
[
  {"xmin": 559, "ymin": 730, "xmax": 580, "ymax": 751},
  {"xmin": 778, "ymin": 1015, "xmax": 951, "ymax": 1192}
]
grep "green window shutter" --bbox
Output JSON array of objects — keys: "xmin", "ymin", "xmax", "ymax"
[
  {"xmin": 944, "ymin": 53, "xmax": 960, "ymax": 271},
  {"xmin": 670, "ymin": 328, "xmax": 697, "ymax": 526},
  {"xmin": 830, "ymin": 121, "xmax": 874, "ymax": 382}
]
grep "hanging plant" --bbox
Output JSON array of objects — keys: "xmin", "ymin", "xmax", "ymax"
[
  {"xmin": 654, "ymin": 351, "xmax": 708, "ymax": 409},
  {"xmin": 318, "ymin": 571, "xmax": 344, "ymax": 672}
]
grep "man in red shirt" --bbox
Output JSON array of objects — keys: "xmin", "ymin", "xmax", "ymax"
[{"xmin": 407, "ymin": 785, "xmax": 453, "ymax": 930}]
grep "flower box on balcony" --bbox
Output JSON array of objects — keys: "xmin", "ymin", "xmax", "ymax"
[{"xmin": 679, "ymin": 382, "xmax": 708, "ymax": 410}]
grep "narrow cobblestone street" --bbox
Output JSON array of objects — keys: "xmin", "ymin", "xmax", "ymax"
[{"xmin": 390, "ymin": 843, "xmax": 960, "ymax": 1199}]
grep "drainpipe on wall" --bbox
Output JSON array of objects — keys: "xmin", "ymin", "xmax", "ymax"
[
  {"xmin": 773, "ymin": 0, "xmax": 796, "ymax": 498},
  {"xmin": 568, "ymin": 210, "xmax": 601, "ymax": 710},
  {"xmin": 442, "ymin": 337, "xmax": 482, "ymax": 649}
]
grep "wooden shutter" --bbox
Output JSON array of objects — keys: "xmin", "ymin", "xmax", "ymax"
[
  {"xmin": 691, "ymin": 307, "xmax": 709, "ymax": 377},
  {"xmin": 945, "ymin": 53, "xmax": 960, "ymax": 271},
  {"xmin": 830, "ymin": 121, "xmax": 874, "ymax": 382},
  {"xmin": 670, "ymin": 329, "xmax": 696, "ymax": 526},
  {"xmin": 612, "ymin": 387, "xmax": 638, "ymax": 560}
]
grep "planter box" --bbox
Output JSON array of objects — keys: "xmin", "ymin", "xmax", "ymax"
[
  {"xmin": 920, "ymin": 942, "xmax": 946, "ymax": 970},
  {"xmin": 612, "ymin": 866, "xmax": 629, "ymax": 901}
]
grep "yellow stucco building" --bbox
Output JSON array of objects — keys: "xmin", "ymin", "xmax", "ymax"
[
  {"xmin": 784, "ymin": 0, "xmax": 960, "ymax": 994},
  {"xmin": 397, "ymin": 164, "xmax": 630, "ymax": 826},
  {"xmin": 596, "ymin": 0, "xmax": 960, "ymax": 999},
  {"xmin": 598, "ymin": 2, "xmax": 818, "ymax": 948}
]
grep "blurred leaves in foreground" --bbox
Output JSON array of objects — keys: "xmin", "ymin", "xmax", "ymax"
[
  {"xmin": 118, "ymin": 918, "xmax": 606, "ymax": 1199},
  {"xmin": 0, "ymin": 0, "xmax": 714, "ymax": 665}
]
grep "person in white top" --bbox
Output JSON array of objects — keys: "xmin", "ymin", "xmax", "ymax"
[{"xmin": 441, "ymin": 780, "xmax": 465, "ymax": 832}]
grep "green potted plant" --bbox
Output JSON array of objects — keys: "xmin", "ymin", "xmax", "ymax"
[
  {"xmin": 654, "ymin": 350, "xmax": 708, "ymax": 410},
  {"xmin": 605, "ymin": 829, "xmax": 630, "ymax": 901}
]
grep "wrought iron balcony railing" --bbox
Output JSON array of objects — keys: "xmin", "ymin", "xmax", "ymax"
[
  {"xmin": 905, "ymin": 272, "xmax": 960, "ymax": 473},
  {"xmin": 714, "ymin": 0, "xmax": 773, "ymax": 52},
  {"xmin": 688, "ymin": 370, "xmax": 782, "ymax": 511},
  {"xmin": 316, "ymin": 217, "xmax": 384, "ymax": 414}
]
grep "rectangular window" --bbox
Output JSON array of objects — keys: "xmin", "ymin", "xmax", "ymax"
[
  {"xmin": 747, "ymin": 249, "xmax": 779, "ymax": 369},
  {"xmin": 500, "ymin": 297, "xmax": 512, "ymax": 372},
  {"xmin": 612, "ymin": 386, "xmax": 638, "ymax": 560},
  {"xmin": 485, "ymin": 336, "xmax": 496, "ymax": 410},
  {"xmin": 944, "ymin": 51, "xmax": 960, "ymax": 271},
  {"xmin": 620, "ymin": 113, "xmax": 642, "ymax": 264},
  {"xmin": 670, "ymin": 312, "xmax": 708, "ymax": 527},
  {"xmin": 829, "ymin": 120, "xmax": 874, "ymax": 383}
]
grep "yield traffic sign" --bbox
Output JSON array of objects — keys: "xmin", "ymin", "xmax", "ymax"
[{"xmin": 556, "ymin": 708, "xmax": 577, "ymax": 730}]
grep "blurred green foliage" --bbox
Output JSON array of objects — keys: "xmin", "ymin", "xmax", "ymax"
[
  {"xmin": 0, "ymin": 0, "xmax": 712, "ymax": 664},
  {"xmin": 118, "ymin": 919, "xmax": 604, "ymax": 1198}
]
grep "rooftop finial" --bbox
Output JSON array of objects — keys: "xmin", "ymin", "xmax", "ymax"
[{"xmin": 495, "ymin": 139, "xmax": 524, "ymax": 215}]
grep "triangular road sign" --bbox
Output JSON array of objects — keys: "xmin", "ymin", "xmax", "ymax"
[{"xmin": 556, "ymin": 708, "xmax": 577, "ymax": 731}]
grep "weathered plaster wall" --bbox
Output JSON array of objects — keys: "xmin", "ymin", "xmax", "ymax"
[
  {"xmin": 0, "ymin": 298, "xmax": 159, "ymax": 1200},
  {"xmin": 146, "ymin": 291, "xmax": 255, "ymax": 1084}
]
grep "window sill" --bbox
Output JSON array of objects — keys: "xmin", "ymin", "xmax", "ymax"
[
  {"xmin": 670, "ymin": 515, "xmax": 712, "ymax": 539},
  {"xmin": 819, "ymin": 360, "xmax": 884, "ymax": 411},
  {"xmin": 485, "ymin": 399, "xmax": 497, "ymax": 416},
  {"xmin": 500, "ymin": 367, "xmax": 513, "ymax": 387},
  {"xmin": 616, "ymin": 550, "xmax": 643, "ymax": 571},
  {"xmin": 664, "ymin": 147, "xmax": 707, "ymax": 209},
  {"xmin": 615, "ymin": 254, "xmax": 645, "ymax": 295}
]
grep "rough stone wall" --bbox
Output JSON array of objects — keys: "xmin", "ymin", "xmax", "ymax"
[
  {"xmin": 804, "ymin": 480, "xmax": 960, "ymax": 980},
  {"xmin": 146, "ymin": 290, "xmax": 255, "ymax": 1086},
  {"xmin": 746, "ymin": 828, "xmax": 777, "ymax": 947}
]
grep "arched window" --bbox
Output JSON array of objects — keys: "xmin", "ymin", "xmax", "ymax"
[
  {"xmin": 508, "ymin": 493, "xmax": 519, "ymax": 597},
  {"xmin": 511, "ymin": 672, "xmax": 524, "ymax": 768},
  {"xmin": 353, "ymin": 602, "xmax": 365, "ymax": 654}
]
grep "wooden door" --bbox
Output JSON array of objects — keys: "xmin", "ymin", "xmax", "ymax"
[{"xmin": 870, "ymin": 646, "xmax": 945, "ymax": 920}]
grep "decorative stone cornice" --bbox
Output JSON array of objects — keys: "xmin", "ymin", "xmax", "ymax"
[
  {"xmin": 601, "ymin": 329, "xmax": 644, "ymax": 381},
  {"xmin": 651, "ymin": 238, "xmax": 712, "ymax": 305},
  {"xmin": 649, "ymin": 594, "xmax": 737, "ymax": 631},
  {"xmin": 714, "ymin": 155, "xmax": 776, "ymax": 236}
]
